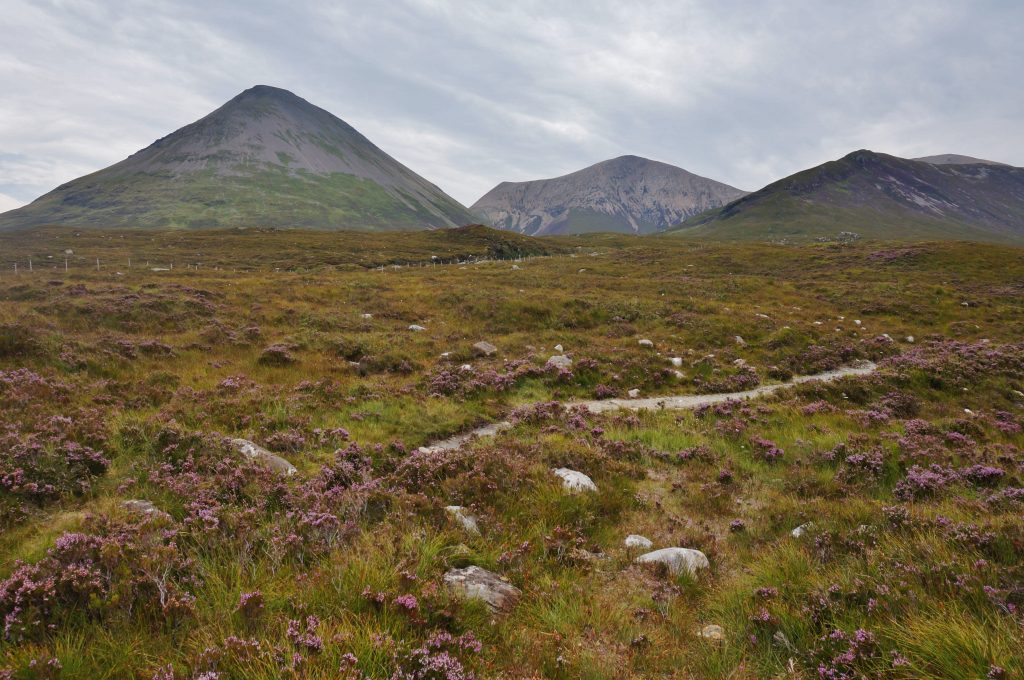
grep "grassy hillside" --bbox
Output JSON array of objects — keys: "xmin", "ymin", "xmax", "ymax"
[
  {"xmin": 671, "ymin": 151, "xmax": 1024, "ymax": 244},
  {"xmin": 1, "ymin": 230, "xmax": 1023, "ymax": 678}
]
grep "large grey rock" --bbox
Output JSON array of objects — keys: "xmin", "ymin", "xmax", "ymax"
[
  {"xmin": 472, "ymin": 341, "xmax": 497, "ymax": 357},
  {"xmin": 547, "ymin": 355, "xmax": 572, "ymax": 370},
  {"xmin": 443, "ymin": 566, "xmax": 521, "ymax": 612},
  {"xmin": 552, "ymin": 467, "xmax": 597, "ymax": 493},
  {"xmin": 445, "ymin": 506, "xmax": 481, "ymax": 535},
  {"xmin": 635, "ymin": 547, "xmax": 709, "ymax": 575},
  {"xmin": 230, "ymin": 438, "xmax": 297, "ymax": 476}
]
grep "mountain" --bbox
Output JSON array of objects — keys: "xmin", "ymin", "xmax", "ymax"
[
  {"xmin": 470, "ymin": 155, "xmax": 747, "ymax": 235},
  {"xmin": 672, "ymin": 150, "xmax": 1024, "ymax": 243},
  {"xmin": 914, "ymin": 154, "xmax": 1009, "ymax": 166},
  {"xmin": 0, "ymin": 85, "xmax": 476, "ymax": 231}
]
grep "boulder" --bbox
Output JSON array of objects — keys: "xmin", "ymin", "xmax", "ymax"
[
  {"xmin": 547, "ymin": 355, "xmax": 572, "ymax": 370},
  {"xmin": 624, "ymin": 534, "xmax": 653, "ymax": 550},
  {"xmin": 552, "ymin": 467, "xmax": 597, "ymax": 493},
  {"xmin": 443, "ymin": 566, "xmax": 521, "ymax": 612},
  {"xmin": 230, "ymin": 438, "xmax": 297, "ymax": 476},
  {"xmin": 472, "ymin": 341, "xmax": 497, "ymax": 357},
  {"xmin": 445, "ymin": 506, "xmax": 481, "ymax": 535},
  {"xmin": 635, "ymin": 547, "xmax": 709, "ymax": 576}
]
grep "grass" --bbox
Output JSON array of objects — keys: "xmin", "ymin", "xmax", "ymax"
[{"xmin": 0, "ymin": 226, "xmax": 1022, "ymax": 677}]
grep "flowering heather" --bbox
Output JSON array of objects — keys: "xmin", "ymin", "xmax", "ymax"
[{"xmin": 750, "ymin": 437, "xmax": 784, "ymax": 463}]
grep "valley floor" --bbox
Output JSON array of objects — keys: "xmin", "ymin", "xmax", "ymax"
[{"xmin": 1, "ymin": 229, "xmax": 1023, "ymax": 678}]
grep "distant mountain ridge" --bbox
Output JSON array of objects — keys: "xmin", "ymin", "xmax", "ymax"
[
  {"xmin": 0, "ymin": 85, "xmax": 477, "ymax": 231},
  {"xmin": 471, "ymin": 155, "xmax": 747, "ymax": 235},
  {"xmin": 914, "ymin": 154, "xmax": 1009, "ymax": 167},
  {"xmin": 672, "ymin": 150, "xmax": 1024, "ymax": 243}
]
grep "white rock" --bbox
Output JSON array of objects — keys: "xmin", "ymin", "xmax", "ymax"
[
  {"xmin": 627, "ymin": 388, "xmax": 640, "ymax": 398},
  {"xmin": 624, "ymin": 534, "xmax": 653, "ymax": 550},
  {"xmin": 734, "ymin": 336, "xmax": 746, "ymax": 346},
  {"xmin": 122, "ymin": 499, "xmax": 171, "ymax": 520},
  {"xmin": 905, "ymin": 335, "xmax": 915, "ymax": 343},
  {"xmin": 635, "ymin": 547, "xmax": 709, "ymax": 575},
  {"xmin": 669, "ymin": 357, "xmax": 683, "ymax": 367},
  {"xmin": 547, "ymin": 355, "xmax": 572, "ymax": 370},
  {"xmin": 554, "ymin": 344, "xmax": 564, "ymax": 352},
  {"xmin": 511, "ymin": 265, "xmax": 521, "ymax": 270},
  {"xmin": 361, "ymin": 313, "xmax": 373, "ymax": 319},
  {"xmin": 230, "ymin": 438, "xmax": 297, "ymax": 476},
  {"xmin": 697, "ymin": 624, "xmax": 725, "ymax": 642},
  {"xmin": 733, "ymin": 358, "xmax": 747, "ymax": 367},
  {"xmin": 443, "ymin": 566, "xmax": 521, "ymax": 612},
  {"xmin": 409, "ymin": 324, "xmax": 426, "ymax": 332},
  {"xmin": 445, "ymin": 506, "xmax": 480, "ymax": 535},
  {"xmin": 672, "ymin": 370, "xmax": 685, "ymax": 380},
  {"xmin": 854, "ymin": 319, "xmax": 862, "ymax": 326},
  {"xmin": 552, "ymin": 467, "xmax": 597, "ymax": 493},
  {"xmin": 638, "ymin": 339, "xmax": 654, "ymax": 348},
  {"xmin": 459, "ymin": 364, "xmax": 473, "ymax": 372},
  {"xmin": 791, "ymin": 522, "xmax": 813, "ymax": 538}
]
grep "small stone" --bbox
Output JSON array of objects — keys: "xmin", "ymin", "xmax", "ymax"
[
  {"xmin": 635, "ymin": 547, "xmax": 709, "ymax": 575},
  {"xmin": 672, "ymin": 370, "xmax": 685, "ymax": 380},
  {"xmin": 472, "ymin": 341, "xmax": 497, "ymax": 357},
  {"xmin": 791, "ymin": 522, "xmax": 813, "ymax": 538},
  {"xmin": 854, "ymin": 319, "xmax": 862, "ymax": 326},
  {"xmin": 698, "ymin": 624, "xmax": 725, "ymax": 642},
  {"xmin": 122, "ymin": 499, "xmax": 171, "ymax": 520},
  {"xmin": 230, "ymin": 438, "xmax": 297, "ymax": 476},
  {"xmin": 669, "ymin": 357, "xmax": 683, "ymax": 367},
  {"xmin": 511, "ymin": 265, "xmax": 521, "ymax": 270},
  {"xmin": 552, "ymin": 467, "xmax": 597, "ymax": 493},
  {"xmin": 459, "ymin": 364, "xmax": 473, "ymax": 372},
  {"xmin": 409, "ymin": 324, "xmax": 426, "ymax": 332},
  {"xmin": 734, "ymin": 335, "xmax": 746, "ymax": 346},
  {"xmin": 445, "ymin": 506, "xmax": 481, "ymax": 535},
  {"xmin": 443, "ymin": 566, "xmax": 521, "ymax": 612},
  {"xmin": 361, "ymin": 313, "xmax": 373, "ymax": 319},
  {"xmin": 628, "ymin": 388, "xmax": 640, "ymax": 398},
  {"xmin": 905, "ymin": 335, "xmax": 915, "ymax": 343},
  {"xmin": 733, "ymin": 358, "xmax": 747, "ymax": 367},
  {"xmin": 554, "ymin": 344, "xmax": 564, "ymax": 352},
  {"xmin": 624, "ymin": 534, "xmax": 653, "ymax": 550},
  {"xmin": 638, "ymin": 339, "xmax": 654, "ymax": 348},
  {"xmin": 547, "ymin": 355, "xmax": 572, "ymax": 370}
]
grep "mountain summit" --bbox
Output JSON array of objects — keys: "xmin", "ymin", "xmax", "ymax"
[
  {"xmin": 0, "ymin": 85, "xmax": 476, "ymax": 231},
  {"xmin": 471, "ymin": 155, "xmax": 747, "ymax": 235}
]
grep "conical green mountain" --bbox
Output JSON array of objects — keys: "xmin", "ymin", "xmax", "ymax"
[{"xmin": 0, "ymin": 85, "xmax": 476, "ymax": 231}]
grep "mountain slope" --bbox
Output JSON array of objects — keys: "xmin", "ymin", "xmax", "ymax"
[
  {"xmin": 0, "ymin": 85, "xmax": 476, "ymax": 231},
  {"xmin": 914, "ymin": 154, "xmax": 1009, "ymax": 166},
  {"xmin": 471, "ymin": 155, "xmax": 747, "ymax": 235},
  {"xmin": 672, "ymin": 150, "xmax": 1024, "ymax": 243}
]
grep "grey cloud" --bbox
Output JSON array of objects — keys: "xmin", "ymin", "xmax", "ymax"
[{"xmin": 0, "ymin": 0, "xmax": 1021, "ymax": 208}]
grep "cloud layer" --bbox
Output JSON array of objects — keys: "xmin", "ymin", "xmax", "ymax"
[{"xmin": 1, "ymin": 0, "xmax": 1021, "ymax": 208}]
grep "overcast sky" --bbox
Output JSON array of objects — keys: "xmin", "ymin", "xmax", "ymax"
[{"xmin": 1, "ymin": 0, "xmax": 1022, "ymax": 211}]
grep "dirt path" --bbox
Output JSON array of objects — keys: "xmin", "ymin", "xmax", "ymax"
[{"xmin": 418, "ymin": 361, "xmax": 877, "ymax": 454}]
